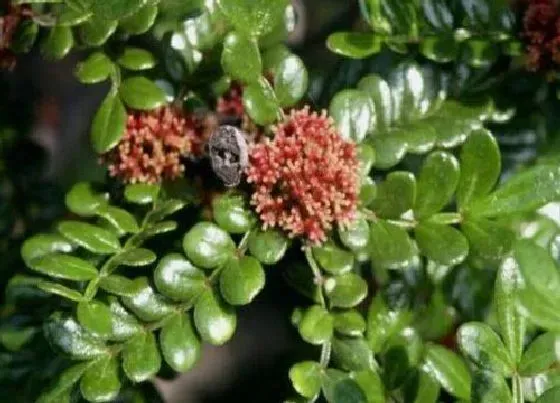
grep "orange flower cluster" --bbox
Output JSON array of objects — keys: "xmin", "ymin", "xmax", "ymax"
[
  {"xmin": 522, "ymin": 0, "xmax": 560, "ymax": 72},
  {"xmin": 104, "ymin": 107, "xmax": 214, "ymax": 184},
  {"xmin": 246, "ymin": 107, "xmax": 359, "ymax": 244}
]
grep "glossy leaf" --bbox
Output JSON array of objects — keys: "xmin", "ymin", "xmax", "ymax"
[
  {"xmin": 119, "ymin": 77, "xmax": 167, "ymax": 110},
  {"xmin": 79, "ymin": 18, "xmax": 118, "ymax": 47},
  {"xmin": 91, "ymin": 93, "xmax": 127, "ymax": 153},
  {"xmin": 65, "ymin": 182, "xmax": 107, "ymax": 216},
  {"xmin": 121, "ymin": 278, "xmax": 175, "ymax": 322},
  {"xmin": 536, "ymin": 386, "xmax": 560, "ymax": 403},
  {"xmin": 289, "ymin": 361, "xmax": 322, "ymax": 399},
  {"xmin": 212, "ymin": 192, "xmax": 255, "ymax": 234},
  {"xmin": 80, "ymin": 356, "xmax": 121, "ymax": 403},
  {"xmin": 357, "ymin": 74, "xmax": 393, "ymax": 132},
  {"xmin": 122, "ymin": 331, "xmax": 161, "ymax": 382},
  {"xmin": 42, "ymin": 25, "xmax": 73, "ymax": 60},
  {"xmin": 99, "ymin": 275, "xmax": 143, "ymax": 297},
  {"xmin": 116, "ymin": 248, "xmax": 156, "ymax": 266},
  {"xmin": 183, "ymin": 222, "xmax": 235, "ymax": 269},
  {"xmin": 58, "ymin": 221, "xmax": 120, "ymax": 254},
  {"xmin": 91, "ymin": 0, "xmax": 145, "ymax": 20},
  {"xmin": 119, "ymin": 4, "xmax": 158, "ymax": 35},
  {"xmin": 312, "ymin": 242, "xmax": 354, "ymax": 275},
  {"xmin": 461, "ymin": 218, "xmax": 515, "ymax": 267},
  {"xmin": 333, "ymin": 310, "xmax": 366, "ymax": 336},
  {"xmin": 415, "ymin": 223, "xmax": 469, "ymax": 266},
  {"xmin": 220, "ymin": 256, "xmax": 265, "ymax": 306},
  {"xmin": 107, "ymin": 297, "xmax": 142, "ymax": 341},
  {"xmin": 457, "ymin": 129, "xmax": 501, "ymax": 208},
  {"xmin": 520, "ymin": 333, "xmax": 560, "ymax": 376},
  {"xmin": 324, "ymin": 273, "xmax": 368, "ymax": 308},
  {"xmin": 29, "ymin": 254, "xmax": 98, "ymax": 281},
  {"xmin": 421, "ymin": 344, "xmax": 471, "ymax": 400},
  {"xmin": 98, "ymin": 206, "xmax": 139, "ymax": 234},
  {"xmin": 160, "ymin": 313, "xmax": 201, "ymax": 372},
  {"xmin": 37, "ymin": 363, "xmax": 90, "ymax": 403},
  {"xmin": 350, "ymin": 370, "xmax": 384, "ymax": 403},
  {"xmin": 221, "ymin": 32, "xmax": 261, "ymax": 83},
  {"xmin": 339, "ymin": 219, "xmax": 370, "ymax": 252},
  {"xmin": 327, "ymin": 32, "xmax": 382, "ymax": 59},
  {"xmin": 329, "ymin": 89, "xmax": 374, "ymax": 143},
  {"xmin": 298, "ymin": 305, "xmax": 333, "ymax": 345},
  {"xmin": 371, "ymin": 171, "xmax": 416, "ymax": 219},
  {"xmin": 415, "ymin": 152, "xmax": 460, "ymax": 218},
  {"xmin": 75, "ymin": 53, "xmax": 112, "ymax": 84},
  {"xmin": 457, "ymin": 322, "xmax": 514, "ymax": 376},
  {"xmin": 274, "ymin": 54, "xmax": 308, "ymax": 107},
  {"xmin": 218, "ymin": 0, "xmax": 289, "ymax": 37},
  {"xmin": 38, "ymin": 281, "xmax": 83, "ymax": 302},
  {"xmin": 369, "ymin": 220, "xmax": 416, "ymax": 269},
  {"xmin": 194, "ymin": 289, "xmax": 237, "ymax": 345},
  {"xmin": 332, "ymin": 336, "xmax": 375, "ymax": 371},
  {"xmin": 154, "ymin": 253, "xmax": 206, "ymax": 302},
  {"xmin": 367, "ymin": 295, "xmax": 410, "ymax": 353},
  {"xmin": 117, "ymin": 48, "xmax": 156, "ymax": 71},
  {"xmin": 124, "ymin": 183, "xmax": 160, "ymax": 204},
  {"xmin": 471, "ymin": 370, "xmax": 512, "ymax": 403},
  {"xmin": 77, "ymin": 301, "xmax": 113, "ymax": 339},
  {"xmin": 248, "ymin": 229, "xmax": 288, "ymax": 265},
  {"xmin": 243, "ymin": 77, "xmax": 281, "ymax": 125},
  {"xmin": 21, "ymin": 234, "xmax": 74, "ymax": 266}
]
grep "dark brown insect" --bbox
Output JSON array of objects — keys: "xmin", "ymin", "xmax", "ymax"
[{"xmin": 208, "ymin": 125, "xmax": 249, "ymax": 187}]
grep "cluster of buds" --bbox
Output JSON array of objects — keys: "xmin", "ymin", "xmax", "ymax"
[{"xmin": 521, "ymin": 0, "xmax": 560, "ymax": 73}]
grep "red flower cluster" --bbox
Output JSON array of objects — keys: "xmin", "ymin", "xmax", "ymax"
[
  {"xmin": 522, "ymin": 0, "xmax": 560, "ymax": 72},
  {"xmin": 103, "ymin": 107, "xmax": 214, "ymax": 184},
  {"xmin": 0, "ymin": 1, "xmax": 31, "ymax": 70},
  {"xmin": 246, "ymin": 107, "xmax": 359, "ymax": 244}
]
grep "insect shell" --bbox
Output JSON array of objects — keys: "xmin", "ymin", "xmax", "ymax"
[{"xmin": 208, "ymin": 125, "xmax": 249, "ymax": 187}]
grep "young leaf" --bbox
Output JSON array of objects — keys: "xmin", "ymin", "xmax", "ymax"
[
  {"xmin": 124, "ymin": 183, "xmax": 160, "ymax": 204},
  {"xmin": 91, "ymin": 93, "xmax": 127, "ymax": 154},
  {"xmin": 80, "ymin": 356, "xmax": 121, "ymax": 403},
  {"xmin": 122, "ymin": 331, "xmax": 161, "ymax": 382},
  {"xmin": 221, "ymin": 32, "xmax": 262, "ymax": 83},
  {"xmin": 154, "ymin": 253, "xmax": 206, "ymax": 302},
  {"xmin": 160, "ymin": 313, "xmax": 201, "ymax": 372},
  {"xmin": 183, "ymin": 222, "xmax": 236, "ymax": 269},
  {"xmin": 75, "ymin": 53, "xmax": 112, "ymax": 84},
  {"xmin": 219, "ymin": 256, "xmax": 265, "ymax": 306},
  {"xmin": 329, "ymin": 89, "xmax": 374, "ymax": 143},
  {"xmin": 119, "ymin": 77, "xmax": 167, "ymax": 110},
  {"xmin": 117, "ymin": 48, "xmax": 156, "ymax": 71},
  {"xmin": 194, "ymin": 289, "xmax": 237, "ymax": 345},
  {"xmin": 289, "ymin": 361, "xmax": 322, "ymax": 399}
]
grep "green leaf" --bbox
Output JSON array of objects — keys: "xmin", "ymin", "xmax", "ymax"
[
  {"xmin": 367, "ymin": 295, "xmax": 410, "ymax": 353},
  {"xmin": 421, "ymin": 344, "xmax": 471, "ymax": 400},
  {"xmin": 333, "ymin": 310, "xmax": 366, "ymax": 336},
  {"xmin": 10, "ymin": 20, "xmax": 38, "ymax": 53},
  {"xmin": 520, "ymin": 333, "xmax": 560, "ymax": 376},
  {"xmin": 218, "ymin": 0, "xmax": 289, "ymax": 37},
  {"xmin": 194, "ymin": 289, "xmax": 237, "ymax": 345},
  {"xmin": 75, "ymin": 53, "xmax": 112, "ymax": 84},
  {"xmin": 248, "ymin": 229, "xmax": 288, "ymax": 265},
  {"xmin": 457, "ymin": 129, "xmax": 501, "ymax": 208},
  {"xmin": 80, "ymin": 356, "xmax": 121, "ymax": 403},
  {"xmin": 419, "ymin": 36, "xmax": 458, "ymax": 63},
  {"xmin": 329, "ymin": 89, "xmax": 374, "ymax": 143},
  {"xmin": 457, "ymin": 322, "xmax": 514, "ymax": 376},
  {"xmin": 44, "ymin": 313, "xmax": 108, "ymax": 360},
  {"xmin": 121, "ymin": 278, "xmax": 175, "ymax": 321},
  {"xmin": 360, "ymin": 177, "xmax": 378, "ymax": 207},
  {"xmin": 21, "ymin": 233, "xmax": 74, "ymax": 266},
  {"xmin": 160, "ymin": 313, "xmax": 201, "ymax": 372},
  {"xmin": 461, "ymin": 218, "xmax": 515, "ymax": 267},
  {"xmin": 467, "ymin": 165, "xmax": 560, "ymax": 217},
  {"xmin": 183, "ymin": 222, "xmax": 235, "ymax": 269},
  {"xmin": 124, "ymin": 183, "xmax": 160, "ymax": 204},
  {"xmin": 79, "ymin": 18, "xmax": 117, "ymax": 47},
  {"xmin": 371, "ymin": 136, "xmax": 407, "ymax": 169},
  {"xmin": 243, "ymin": 77, "xmax": 281, "ymax": 125},
  {"xmin": 116, "ymin": 247, "xmax": 156, "ymax": 266},
  {"xmin": 148, "ymin": 199, "xmax": 186, "ymax": 222},
  {"xmin": 273, "ymin": 54, "xmax": 308, "ymax": 107},
  {"xmin": 65, "ymin": 182, "xmax": 108, "ymax": 216},
  {"xmin": 339, "ymin": 219, "xmax": 370, "ymax": 252},
  {"xmin": 42, "ymin": 25, "xmax": 73, "ymax": 60},
  {"xmin": 119, "ymin": 4, "xmax": 158, "ymax": 35},
  {"xmin": 415, "ymin": 223, "xmax": 469, "ymax": 266},
  {"xmin": 357, "ymin": 74, "xmax": 393, "ymax": 132},
  {"xmin": 322, "ymin": 369, "xmax": 367, "ymax": 403},
  {"xmin": 517, "ymin": 286, "xmax": 560, "ymax": 333},
  {"xmin": 471, "ymin": 370, "xmax": 512, "ymax": 403},
  {"xmin": 371, "ymin": 171, "xmax": 416, "ymax": 219},
  {"xmin": 332, "ymin": 336, "xmax": 375, "ymax": 371},
  {"xmin": 91, "ymin": 0, "xmax": 146, "ymax": 20},
  {"xmin": 29, "ymin": 254, "xmax": 98, "ymax": 281},
  {"xmin": 312, "ymin": 242, "xmax": 354, "ymax": 275},
  {"xmin": 117, "ymin": 48, "xmax": 156, "ymax": 71},
  {"xmin": 327, "ymin": 32, "xmax": 382, "ymax": 59},
  {"xmin": 119, "ymin": 77, "xmax": 167, "ymax": 110},
  {"xmin": 38, "ymin": 281, "xmax": 84, "ymax": 302},
  {"xmin": 99, "ymin": 275, "xmax": 143, "ymax": 297},
  {"xmin": 324, "ymin": 273, "xmax": 368, "ymax": 308},
  {"xmin": 464, "ymin": 39, "xmax": 498, "ymax": 68},
  {"xmin": 37, "ymin": 363, "xmax": 90, "ymax": 403},
  {"xmin": 350, "ymin": 370, "xmax": 384, "ymax": 403},
  {"xmin": 298, "ymin": 305, "xmax": 333, "ymax": 345},
  {"xmin": 536, "ymin": 386, "xmax": 560, "ymax": 403},
  {"xmin": 369, "ymin": 220, "xmax": 416, "ymax": 269},
  {"xmin": 221, "ymin": 32, "xmax": 262, "ymax": 83},
  {"xmin": 91, "ymin": 92, "xmax": 127, "ymax": 153},
  {"xmin": 122, "ymin": 331, "xmax": 161, "ymax": 382},
  {"xmin": 524, "ymin": 369, "xmax": 560, "ymax": 402},
  {"xmin": 415, "ymin": 152, "xmax": 460, "ymax": 218},
  {"xmin": 219, "ymin": 256, "xmax": 265, "ymax": 306},
  {"xmin": 0, "ymin": 326, "xmax": 35, "ymax": 352},
  {"xmin": 212, "ymin": 192, "xmax": 255, "ymax": 234},
  {"xmin": 98, "ymin": 206, "xmax": 140, "ymax": 234},
  {"xmin": 107, "ymin": 297, "xmax": 142, "ymax": 340},
  {"xmin": 77, "ymin": 301, "xmax": 113, "ymax": 339},
  {"xmin": 289, "ymin": 361, "xmax": 322, "ymax": 399},
  {"xmin": 384, "ymin": 345, "xmax": 412, "ymax": 389},
  {"xmin": 404, "ymin": 370, "xmax": 440, "ymax": 403},
  {"xmin": 495, "ymin": 257, "xmax": 526, "ymax": 365},
  {"xmin": 58, "ymin": 221, "xmax": 121, "ymax": 254},
  {"xmin": 154, "ymin": 253, "xmax": 206, "ymax": 302}
]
